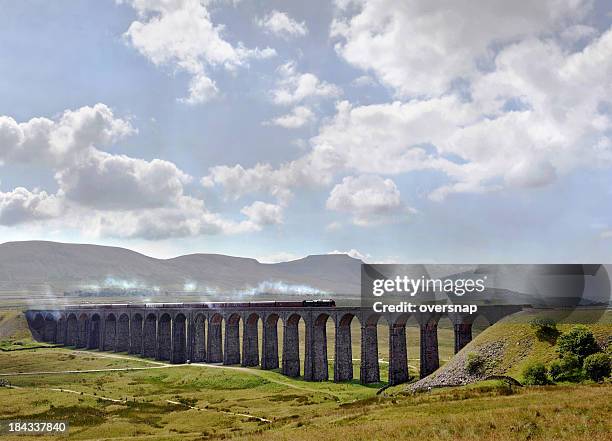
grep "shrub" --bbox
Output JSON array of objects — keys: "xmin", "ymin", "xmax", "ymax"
[
  {"xmin": 522, "ymin": 362, "xmax": 549, "ymax": 385},
  {"xmin": 583, "ymin": 353, "xmax": 611, "ymax": 382},
  {"xmin": 557, "ymin": 325, "xmax": 599, "ymax": 361},
  {"xmin": 465, "ymin": 352, "xmax": 485, "ymax": 375},
  {"xmin": 549, "ymin": 354, "xmax": 583, "ymax": 382},
  {"xmin": 530, "ymin": 318, "xmax": 560, "ymax": 343}
]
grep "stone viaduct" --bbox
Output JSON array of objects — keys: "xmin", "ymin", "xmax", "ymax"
[{"xmin": 25, "ymin": 302, "xmax": 523, "ymax": 385}]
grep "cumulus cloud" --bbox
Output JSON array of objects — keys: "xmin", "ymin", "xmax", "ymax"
[
  {"xmin": 256, "ymin": 10, "xmax": 308, "ymax": 39},
  {"xmin": 118, "ymin": 0, "xmax": 275, "ymax": 104},
  {"xmin": 241, "ymin": 201, "xmax": 284, "ymax": 226},
  {"xmin": 331, "ymin": 0, "xmax": 591, "ymax": 97},
  {"xmin": 89, "ymin": 195, "xmax": 261, "ymax": 240},
  {"xmin": 0, "ymin": 188, "xmax": 62, "ymax": 226},
  {"xmin": 326, "ymin": 175, "xmax": 406, "ymax": 226},
  {"xmin": 202, "ymin": 152, "xmax": 339, "ymax": 204},
  {"xmin": 266, "ymin": 106, "xmax": 315, "ymax": 128},
  {"xmin": 0, "ymin": 104, "xmax": 281, "ymax": 239},
  {"xmin": 272, "ymin": 62, "xmax": 341, "ymax": 105},
  {"xmin": 0, "ymin": 103, "xmax": 135, "ymax": 166},
  {"xmin": 56, "ymin": 149, "xmax": 192, "ymax": 210},
  {"xmin": 206, "ymin": 22, "xmax": 612, "ymax": 202}
]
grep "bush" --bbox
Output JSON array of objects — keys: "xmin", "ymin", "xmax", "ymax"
[
  {"xmin": 530, "ymin": 318, "xmax": 560, "ymax": 343},
  {"xmin": 522, "ymin": 362, "xmax": 549, "ymax": 385},
  {"xmin": 557, "ymin": 325, "xmax": 599, "ymax": 361},
  {"xmin": 465, "ymin": 352, "xmax": 485, "ymax": 375},
  {"xmin": 583, "ymin": 353, "xmax": 611, "ymax": 382},
  {"xmin": 549, "ymin": 354, "xmax": 583, "ymax": 382}
]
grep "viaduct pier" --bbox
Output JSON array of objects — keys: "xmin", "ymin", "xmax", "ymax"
[{"xmin": 25, "ymin": 301, "xmax": 523, "ymax": 385}]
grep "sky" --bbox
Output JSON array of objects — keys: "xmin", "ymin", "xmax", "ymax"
[{"xmin": 0, "ymin": 0, "xmax": 611, "ymax": 263}]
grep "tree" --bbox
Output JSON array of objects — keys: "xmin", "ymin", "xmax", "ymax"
[
  {"xmin": 583, "ymin": 353, "xmax": 611, "ymax": 382},
  {"xmin": 522, "ymin": 362, "xmax": 549, "ymax": 385},
  {"xmin": 549, "ymin": 353, "xmax": 583, "ymax": 382},
  {"xmin": 529, "ymin": 317, "xmax": 560, "ymax": 343},
  {"xmin": 557, "ymin": 325, "xmax": 599, "ymax": 361}
]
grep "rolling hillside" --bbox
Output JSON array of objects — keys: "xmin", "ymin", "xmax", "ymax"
[{"xmin": 0, "ymin": 241, "xmax": 362, "ymax": 298}]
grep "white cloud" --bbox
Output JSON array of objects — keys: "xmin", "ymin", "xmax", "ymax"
[
  {"xmin": 0, "ymin": 103, "xmax": 135, "ymax": 166},
  {"xmin": 202, "ymin": 152, "xmax": 338, "ymax": 204},
  {"xmin": 240, "ymin": 201, "xmax": 284, "ymax": 226},
  {"xmin": 351, "ymin": 75, "xmax": 376, "ymax": 87},
  {"xmin": 328, "ymin": 248, "xmax": 370, "ymax": 261},
  {"xmin": 331, "ymin": 0, "xmax": 591, "ymax": 97},
  {"xmin": 267, "ymin": 106, "xmax": 315, "ymax": 128},
  {"xmin": 55, "ymin": 149, "xmax": 192, "ymax": 210},
  {"xmin": 272, "ymin": 62, "xmax": 341, "ymax": 105},
  {"xmin": 119, "ymin": 0, "xmax": 275, "ymax": 104},
  {"xmin": 217, "ymin": 27, "xmax": 610, "ymax": 202},
  {"xmin": 256, "ymin": 10, "xmax": 308, "ymax": 39},
  {"xmin": 89, "ymin": 195, "xmax": 260, "ymax": 240},
  {"xmin": 0, "ymin": 104, "xmax": 281, "ymax": 239},
  {"xmin": 326, "ymin": 175, "xmax": 406, "ymax": 226},
  {"xmin": 0, "ymin": 188, "xmax": 62, "ymax": 226}
]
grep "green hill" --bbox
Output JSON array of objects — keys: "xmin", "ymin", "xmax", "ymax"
[{"xmin": 404, "ymin": 308, "xmax": 611, "ymax": 391}]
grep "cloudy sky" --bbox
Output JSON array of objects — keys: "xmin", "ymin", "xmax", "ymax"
[{"xmin": 1, "ymin": 0, "xmax": 611, "ymax": 263}]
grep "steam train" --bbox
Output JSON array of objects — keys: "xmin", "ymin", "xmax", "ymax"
[{"xmin": 67, "ymin": 299, "xmax": 336, "ymax": 309}]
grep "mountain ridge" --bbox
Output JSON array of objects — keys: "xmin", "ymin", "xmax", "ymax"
[{"xmin": 0, "ymin": 240, "xmax": 363, "ymax": 296}]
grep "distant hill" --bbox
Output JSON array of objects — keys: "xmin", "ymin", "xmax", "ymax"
[{"xmin": 0, "ymin": 241, "xmax": 362, "ymax": 298}]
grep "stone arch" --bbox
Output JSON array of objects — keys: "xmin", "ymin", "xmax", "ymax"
[
  {"xmin": 66, "ymin": 313, "xmax": 78, "ymax": 347},
  {"xmin": 334, "ymin": 313, "xmax": 357, "ymax": 382},
  {"xmin": 207, "ymin": 313, "xmax": 223, "ymax": 363},
  {"xmin": 157, "ymin": 313, "xmax": 171, "ymax": 361},
  {"xmin": 30, "ymin": 313, "xmax": 44, "ymax": 342},
  {"xmin": 143, "ymin": 313, "xmax": 157, "ymax": 358},
  {"xmin": 55, "ymin": 315, "xmax": 66, "ymax": 344},
  {"xmin": 43, "ymin": 314, "xmax": 57, "ymax": 343},
  {"xmin": 387, "ymin": 313, "xmax": 413, "ymax": 385},
  {"xmin": 78, "ymin": 313, "xmax": 90, "ymax": 348},
  {"xmin": 116, "ymin": 313, "xmax": 130, "ymax": 352},
  {"xmin": 262, "ymin": 313, "xmax": 280, "ymax": 370},
  {"xmin": 360, "ymin": 313, "xmax": 388, "ymax": 384},
  {"xmin": 242, "ymin": 313, "xmax": 260, "ymax": 367},
  {"xmin": 419, "ymin": 313, "xmax": 442, "ymax": 378},
  {"xmin": 223, "ymin": 313, "xmax": 241, "ymax": 365},
  {"xmin": 471, "ymin": 314, "xmax": 490, "ymax": 336},
  {"xmin": 306, "ymin": 313, "xmax": 330, "ymax": 381},
  {"xmin": 87, "ymin": 314, "xmax": 102, "ymax": 349},
  {"xmin": 130, "ymin": 313, "xmax": 143, "ymax": 354},
  {"xmin": 103, "ymin": 313, "xmax": 117, "ymax": 351},
  {"xmin": 172, "ymin": 313, "xmax": 187, "ymax": 363},
  {"xmin": 192, "ymin": 313, "xmax": 206, "ymax": 362},
  {"xmin": 282, "ymin": 313, "xmax": 302, "ymax": 377}
]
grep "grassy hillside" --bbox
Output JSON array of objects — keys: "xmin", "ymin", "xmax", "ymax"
[{"xmin": 402, "ymin": 308, "xmax": 611, "ymax": 390}]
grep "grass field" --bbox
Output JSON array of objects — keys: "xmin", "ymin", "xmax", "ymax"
[{"xmin": 0, "ymin": 308, "xmax": 610, "ymax": 440}]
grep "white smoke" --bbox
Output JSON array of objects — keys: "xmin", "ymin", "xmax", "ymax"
[{"xmin": 234, "ymin": 280, "xmax": 329, "ymax": 297}]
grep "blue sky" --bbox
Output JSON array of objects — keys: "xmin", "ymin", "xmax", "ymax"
[{"xmin": 0, "ymin": 0, "xmax": 611, "ymax": 263}]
